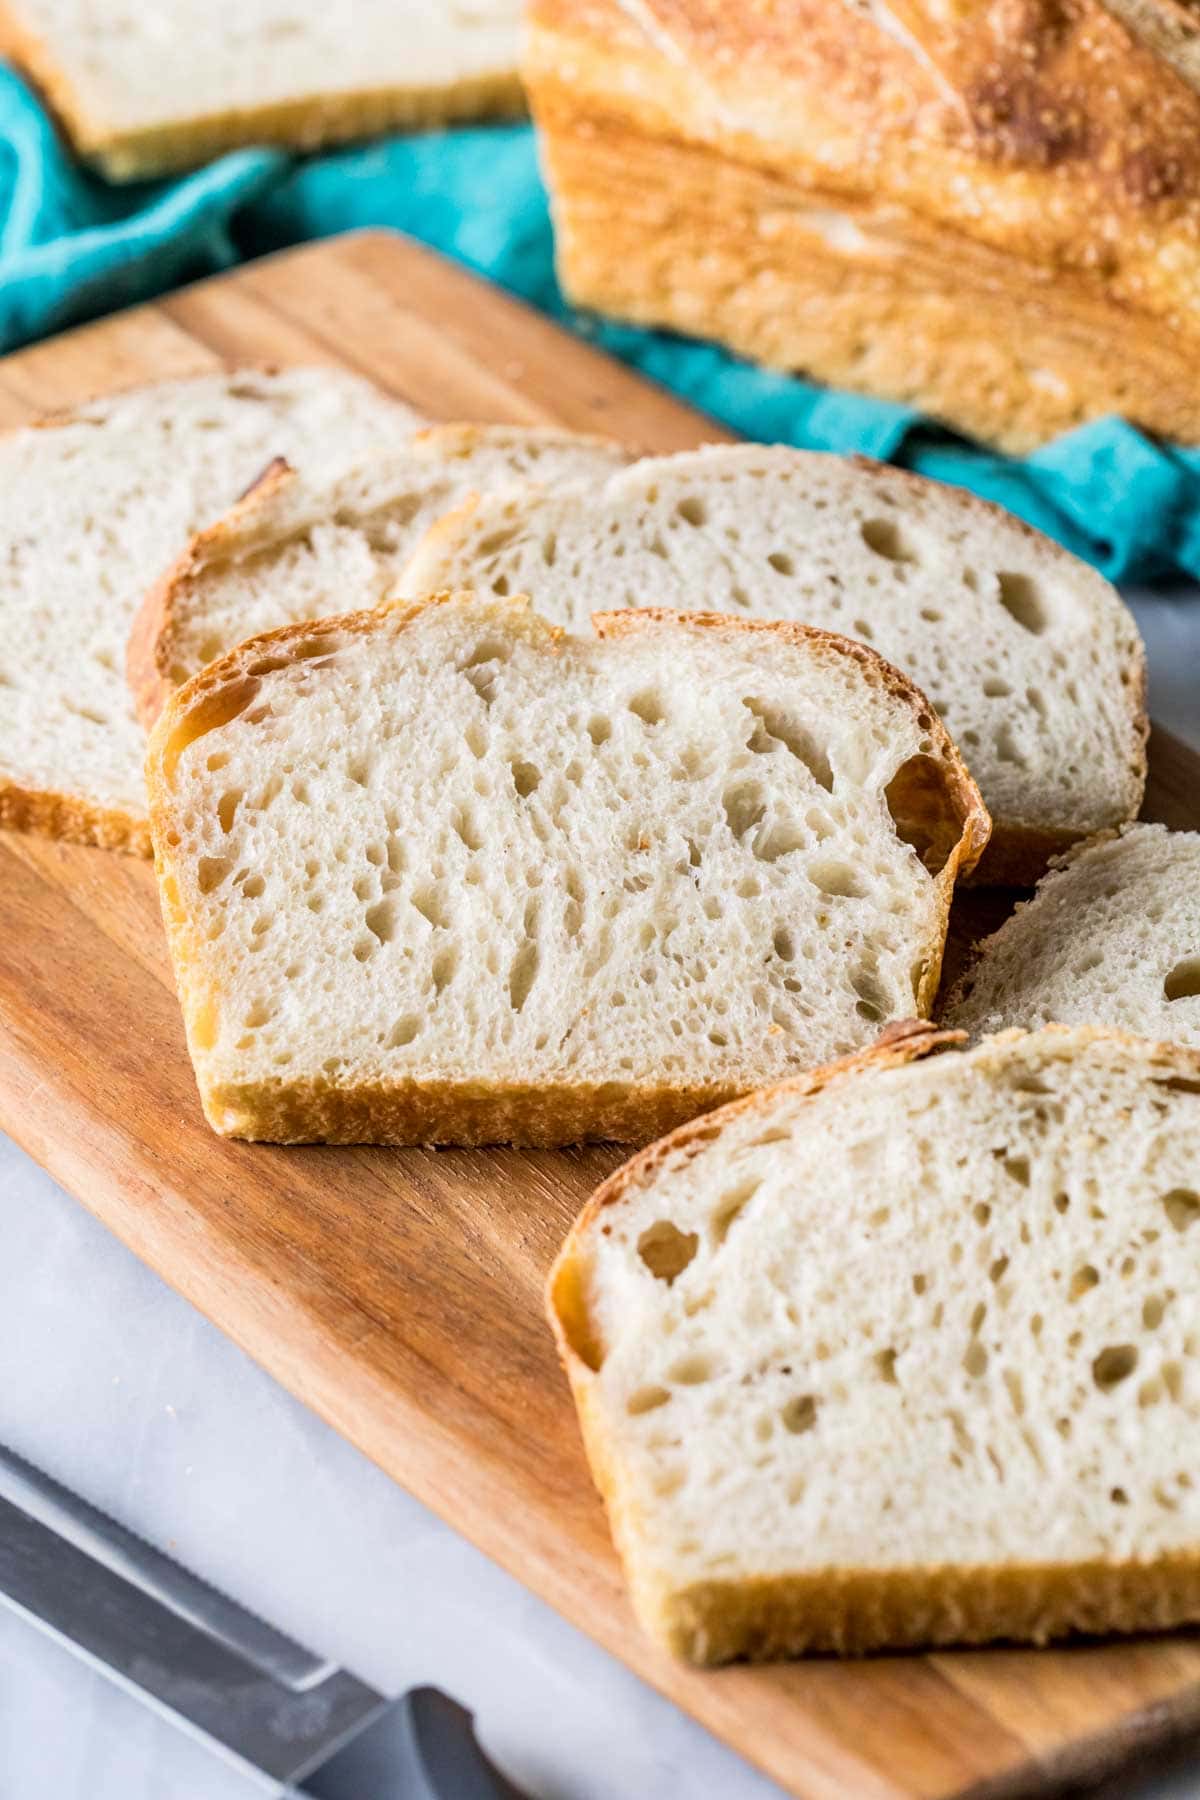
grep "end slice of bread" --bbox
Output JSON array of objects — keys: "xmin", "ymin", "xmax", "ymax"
[
  {"xmin": 0, "ymin": 367, "xmax": 417, "ymax": 855},
  {"xmin": 400, "ymin": 445, "xmax": 1147, "ymax": 884},
  {"xmin": 549, "ymin": 1024, "xmax": 1200, "ymax": 1662},
  {"xmin": 945, "ymin": 824, "xmax": 1200, "ymax": 1046},
  {"xmin": 128, "ymin": 425, "xmax": 631, "ymax": 727},
  {"xmin": 0, "ymin": 0, "xmax": 526, "ymax": 180},
  {"xmin": 146, "ymin": 592, "xmax": 987, "ymax": 1145}
]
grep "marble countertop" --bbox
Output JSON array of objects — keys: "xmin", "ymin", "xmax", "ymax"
[{"xmin": 2, "ymin": 588, "xmax": 1198, "ymax": 1800}]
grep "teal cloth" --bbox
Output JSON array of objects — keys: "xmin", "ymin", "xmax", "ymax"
[{"xmin": 2, "ymin": 62, "xmax": 1198, "ymax": 585}]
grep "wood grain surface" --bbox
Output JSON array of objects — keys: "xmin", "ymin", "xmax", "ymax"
[{"xmin": 1, "ymin": 231, "xmax": 1199, "ymax": 1800}]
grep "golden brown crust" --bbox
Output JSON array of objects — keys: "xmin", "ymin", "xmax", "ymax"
[
  {"xmin": 148, "ymin": 597, "xmax": 985, "ymax": 1144},
  {"xmin": 656, "ymin": 1553, "xmax": 1200, "ymax": 1661},
  {"xmin": 548, "ymin": 1024, "xmax": 1200, "ymax": 1663},
  {"xmin": 0, "ymin": 777, "xmax": 151, "ymax": 857},
  {"xmin": 197, "ymin": 1071, "xmax": 748, "ymax": 1146},
  {"xmin": 527, "ymin": 0, "xmax": 1200, "ymax": 450},
  {"xmin": 0, "ymin": 2, "xmax": 525, "ymax": 180},
  {"xmin": 126, "ymin": 456, "xmax": 296, "ymax": 732}
]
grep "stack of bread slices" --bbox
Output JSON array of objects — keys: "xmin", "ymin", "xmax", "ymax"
[{"xmin": 7, "ymin": 363, "xmax": 1200, "ymax": 1667}]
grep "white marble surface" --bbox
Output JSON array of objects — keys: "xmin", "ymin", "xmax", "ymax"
[{"xmin": 0, "ymin": 591, "xmax": 1197, "ymax": 1800}]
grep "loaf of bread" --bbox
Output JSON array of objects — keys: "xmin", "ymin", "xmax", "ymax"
[
  {"xmin": 0, "ymin": 0, "xmax": 525, "ymax": 179},
  {"xmin": 402, "ymin": 446, "xmax": 1146, "ymax": 885},
  {"xmin": 946, "ymin": 825, "xmax": 1200, "ymax": 1046},
  {"xmin": 525, "ymin": 0, "xmax": 1200, "ymax": 451},
  {"xmin": 0, "ymin": 368, "xmax": 416, "ymax": 856},
  {"xmin": 1098, "ymin": 0, "xmax": 1200, "ymax": 90},
  {"xmin": 146, "ymin": 593, "xmax": 987, "ymax": 1145},
  {"xmin": 129, "ymin": 425, "xmax": 630, "ymax": 725},
  {"xmin": 549, "ymin": 1023, "xmax": 1200, "ymax": 1662}
]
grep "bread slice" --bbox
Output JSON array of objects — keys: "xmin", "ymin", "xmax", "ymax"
[
  {"xmin": 0, "ymin": 0, "xmax": 525, "ymax": 180},
  {"xmin": 945, "ymin": 825, "xmax": 1200, "ymax": 1047},
  {"xmin": 146, "ymin": 592, "xmax": 987, "ymax": 1145},
  {"xmin": 128, "ymin": 426, "xmax": 631, "ymax": 727},
  {"xmin": 0, "ymin": 367, "xmax": 416, "ymax": 856},
  {"xmin": 548, "ymin": 1023, "xmax": 1200, "ymax": 1663},
  {"xmin": 401, "ymin": 446, "xmax": 1147, "ymax": 885}
]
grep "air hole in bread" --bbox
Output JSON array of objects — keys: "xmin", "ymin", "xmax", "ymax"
[
  {"xmin": 963, "ymin": 1340, "xmax": 989, "ymax": 1378},
  {"xmin": 860, "ymin": 517, "xmax": 917, "ymax": 564},
  {"xmin": 874, "ymin": 1349, "xmax": 898, "ymax": 1385},
  {"xmin": 511, "ymin": 759, "xmax": 541, "ymax": 797},
  {"xmin": 431, "ymin": 945, "xmax": 458, "ymax": 993},
  {"xmin": 711, "ymin": 1178, "xmax": 761, "ymax": 1245},
  {"xmin": 587, "ymin": 715, "xmax": 612, "ymax": 746},
  {"xmin": 217, "ymin": 790, "xmax": 242, "ymax": 833},
  {"xmin": 723, "ymin": 781, "xmax": 766, "ymax": 842},
  {"xmin": 629, "ymin": 690, "xmax": 665, "ymax": 727},
  {"xmin": 1069, "ymin": 1264, "xmax": 1099, "ymax": 1300},
  {"xmin": 807, "ymin": 858, "xmax": 865, "ymax": 899},
  {"xmin": 668, "ymin": 1353, "xmax": 713, "ymax": 1386},
  {"xmin": 994, "ymin": 720, "xmax": 1027, "ymax": 768},
  {"xmin": 781, "ymin": 1394, "xmax": 818, "ymax": 1434},
  {"xmin": 365, "ymin": 898, "xmax": 398, "ymax": 945},
  {"xmin": 508, "ymin": 939, "xmax": 539, "ymax": 1012},
  {"xmin": 676, "ymin": 496, "xmax": 707, "ymax": 527},
  {"xmin": 883, "ymin": 754, "xmax": 969, "ymax": 877},
  {"xmin": 756, "ymin": 823, "xmax": 806, "ymax": 864},
  {"xmin": 1162, "ymin": 1188, "xmax": 1200, "ymax": 1231},
  {"xmin": 451, "ymin": 805, "xmax": 482, "ymax": 851},
  {"xmin": 850, "ymin": 962, "xmax": 891, "ymax": 1023},
  {"xmin": 197, "ymin": 856, "xmax": 232, "ymax": 894},
  {"xmin": 627, "ymin": 1385, "xmax": 671, "ymax": 1416},
  {"xmin": 410, "ymin": 884, "xmax": 449, "ymax": 930},
  {"xmin": 767, "ymin": 551, "xmax": 794, "ymax": 576},
  {"xmin": 387, "ymin": 1015, "xmax": 419, "ymax": 1048},
  {"xmin": 741, "ymin": 698, "xmax": 833, "ymax": 791},
  {"xmin": 773, "ymin": 926, "xmax": 796, "ymax": 961},
  {"xmin": 162, "ymin": 676, "xmax": 261, "ymax": 782},
  {"xmin": 638, "ymin": 1219, "xmax": 699, "ymax": 1284},
  {"xmin": 1164, "ymin": 958, "xmax": 1200, "ymax": 1003},
  {"xmin": 1143, "ymin": 1294, "xmax": 1166, "ymax": 1330},
  {"xmin": 995, "ymin": 571, "xmax": 1048, "ymax": 636},
  {"xmin": 1092, "ymin": 1344, "xmax": 1138, "ymax": 1391}
]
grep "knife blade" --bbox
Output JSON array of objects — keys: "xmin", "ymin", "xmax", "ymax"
[{"xmin": 0, "ymin": 1439, "xmax": 528, "ymax": 1797}]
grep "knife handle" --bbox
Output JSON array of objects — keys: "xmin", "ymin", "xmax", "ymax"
[{"xmin": 290, "ymin": 1685, "xmax": 530, "ymax": 1800}]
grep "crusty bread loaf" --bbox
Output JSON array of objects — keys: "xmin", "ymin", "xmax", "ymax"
[
  {"xmin": 401, "ymin": 446, "xmax": 1146, "ymax": 885},
  {"xmin": 0, "ymin": 0, "xmax": 525, "ymax": 180},
  {"xmin": 0, "ymin": 368, "xmax": 416, "ymax": 856},
  {"xmin": 1097, "ymin": 0, "xmax": 1200, "ymax": 90},
  {"xmin": 549, "ymin": 1023, "xmax": 1200, "ymax": 1663},
  {"xmin": 525, "ymin": 0, "xmax": 1200, "ymax": 451},
  {"xmin": 128, "ymin": 425, "xmax": 630, "ymax": 726},
  {"xmin": 146, "ymin": 592, "xmax": 987, "ymax": 1145},
  {"xmin": 945, "ymin": 825, "xmax": 1200, "ymax": 1047}
]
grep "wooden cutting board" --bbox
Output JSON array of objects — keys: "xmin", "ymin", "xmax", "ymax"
[{"xmin": 2, "ymin": 230, "xmax": 1200, "ymax": 1800}]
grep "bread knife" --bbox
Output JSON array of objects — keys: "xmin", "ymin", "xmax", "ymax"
[{"xmin": 0, "ymin": 1438, "xmax": 529, "ymax": 1797}]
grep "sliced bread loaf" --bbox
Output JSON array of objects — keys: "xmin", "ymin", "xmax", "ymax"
[
  {"xmin": 400, "ymin": 446, "xmax": 1147, "ymax": 884},
  {"xmin": 0, "ymin": 367, "xmax": 416, "ymax": 856},
  {"xmin": 945, "ymin": 825, "xmax": 1200, "ymax": 1046},
  {"xmin": 549, "ymin": 1023, "xmax": 1200, "ymax": 1663},
  {"xmin": 146, "ymin": 593, "xmax": 987, "ymax": 1145},
  {"xmin": 0, "ymin": 0, "xmax": 525, "ymax": 180},
  {"xmin": 129, "ymin": 425, "xmax": 630, "ymax": 725}
]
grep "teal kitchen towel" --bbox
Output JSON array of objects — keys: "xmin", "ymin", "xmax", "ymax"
[{"xmin": 3, "ymin": 61, "xmax": 1199, "ymax": 585}]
